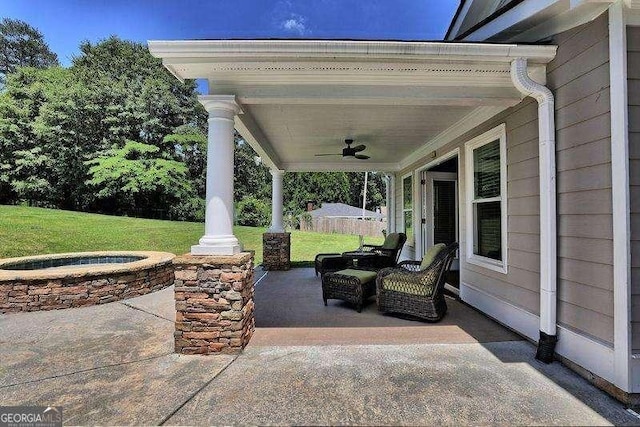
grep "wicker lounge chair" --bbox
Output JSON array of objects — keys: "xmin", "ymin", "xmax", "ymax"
[
  {"xmin": 376, "ymin": 242, "xmax": 458, "ymax": 322},
  {"xmin": 314, "ymin": 232, "xmax": 407, "ymax": 277}
]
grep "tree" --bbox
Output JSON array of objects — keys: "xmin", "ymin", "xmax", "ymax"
[
  {"xmin": 85, "ymin": 140, "xmax": 194, "ymax": 218},
  {"xmin": 11, "ymin": 147, "xmax": 55, "ymax": 206},
  {"xmin": 0, "ymin": 66, "xmax": 98, "ymax": 209},
  {"xmin": 164, "ymin": 125, "xmax": 207, "ymax": 198},
  {"xmin": 346, "ymin": 171, "xmax": 386, "ymax": 211},
  {"xmin": 0, "ymin": 18, "xmax": 58, "ymax": 84},
  {"xmin": 234, "ymin": 136, "xmax": 270, "ymax": 202},
  {"xmin": 72, "ymin": 37, "xmax": 206, "ymax": 147},
  {"xmin": 283, "ymin": 172, "xmax": 351, "ymax": 215},
  {"xmin": 236, "ymin": 197, "xmax": 270, "ymax": 227}
]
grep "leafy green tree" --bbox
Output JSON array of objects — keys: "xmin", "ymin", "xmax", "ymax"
[
  {"xmin": 236, "ymin": 196, "xmax": 270, "ymax": 227},
  {"xmin": 85, "ymin": 140, "xmax": 193, "ymax": 218},
  {"xmin": 346, "ymin": 171, "xmax": 385, "ymax": 211},
  {"xmin": 11, "ymin": 147, "xmax": 55, "ymax": 206},
  {"xmin": 283, "ymin": 171, "xmax": 351, "ymax": 215},
  {"xmin": 0, "ymin": 66, "xmax": 97, "ymax": 209},
  {"xmin": 234, "ymin": 136, "xmax": 270, "ymax": 202},
  {"xmin": 72, "ymin": 37, "xmax": 206, "ymax": 147},
  {"xmin": 164, "ymin": 124, "xmax": 208, "ymax": 198},
  {"xmin": 0, "ymin": 18, "xmax": 58, "ymax": 84}
]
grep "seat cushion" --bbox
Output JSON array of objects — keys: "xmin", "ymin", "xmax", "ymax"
[
  {"xmin": 381, "ymin": 233, "xmax": 402, "ymax": 250},
  {"xmin": 420, "ymin": 243, "xmax": 447, "ymax": 270},
  {"xmin": 316, "ymin": 254, "xmax": 341, "ymax": 262},
  {"xmin": 334, "ymin": 269, "xmax": 378, "ymax": 284}
]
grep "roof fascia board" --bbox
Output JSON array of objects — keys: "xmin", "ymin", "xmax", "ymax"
[
  {"xmin": 445, "ymin": 0, "xmax": 474, "ymax": 40},
  {"xmin": 504, "ymin": 3, "xmax": 612, "ymax": 42},
  {"xmin": 462, "ymin": 0, "xmax": 564, "ymax": 41},
  {"xmin": 461, "ymin": 0, "xmax": 614, "ymax": 42},
  {"xmin": 148, "ymin": 40, "xmax": 557, "ymax": 65},
  {"xmin": 453, "ymin": 0, "xmax": 527, "ymax": 41}
]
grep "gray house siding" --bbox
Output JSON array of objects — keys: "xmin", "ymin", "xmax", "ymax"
[
  {"xmin": 548, "ymin": 12, "xmax": 613, "ymax": 345},
  {"xmin": 627, "ymin": 25, "xmax": 640, "ymax": 351},
  {"xmin": 396, "ymin": 98, "xmax": 542, "ymax": 316},
  {"xmin": 394, "ymin": 13, "xmax": 614, "ymax": 345}
]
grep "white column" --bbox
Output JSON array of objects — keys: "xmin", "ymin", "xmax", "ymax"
[
  {"xmin": 191, "ymin": 95, "xmax": 242, "ymax": 256},
  {"xmin": 269, "ymin": 169, "xmax": 285, "ymax": 233}
]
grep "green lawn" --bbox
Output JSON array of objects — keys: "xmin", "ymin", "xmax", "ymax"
[{"xmin": 0, "ymin": 205, "xmax": 383, "ymax": 265}]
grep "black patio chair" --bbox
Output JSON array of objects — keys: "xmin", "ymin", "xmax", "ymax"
[{"xmin": 314, "ymin": 232, "xmax": 407, "ymax": 277}]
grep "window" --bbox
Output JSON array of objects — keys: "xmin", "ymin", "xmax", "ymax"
[
  {"xmin": 402, "ymin": 174, "xmax": 413, "ymax": 246},
  {"xmin": 465, "ymin": 124, "xmax": 507, "ymax": 273}
]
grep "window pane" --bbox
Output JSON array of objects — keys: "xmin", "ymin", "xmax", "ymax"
[
  {"xmin": 403, "ymin": 176, "xmax": 412, "ymax": 209},
  {"xmin": 474, "ymin": 201, "xmax": 502, "ymax": 261},
  {"xmin": 404, "ymin": 211, "xmax": 413, "ymax": 244},
  {"xmin": 474, "ymin": 139, "xmax": 500, "ymax": 199}
]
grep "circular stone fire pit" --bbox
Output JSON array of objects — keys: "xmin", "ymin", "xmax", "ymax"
[{"xmin": 0, "ymin": 251, "xmax": 175, "ymax": 314}]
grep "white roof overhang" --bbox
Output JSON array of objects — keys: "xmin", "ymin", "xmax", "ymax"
[
  {"xmin": 148, "ymin": 40, "xmax": 556, "ymax": 172},
  {"xmin": 449, "ymin": 0, "xmax": 615, "ymax": 43}
]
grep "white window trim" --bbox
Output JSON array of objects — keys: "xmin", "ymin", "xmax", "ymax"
[
  {"xmin": 401, "ymin": 172, "xmax": 414, "ymax": 247},
  {"xmin": 464, "ymin": 123, "xmax": 508, "ymax": 274}
]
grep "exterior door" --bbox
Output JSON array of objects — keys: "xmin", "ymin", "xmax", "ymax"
[{"xmin": 421, "ymin": 171, "xmax": 459, "ymax": 269}]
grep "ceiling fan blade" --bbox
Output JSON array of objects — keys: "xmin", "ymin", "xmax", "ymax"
[
  {"xmin": 351, "ymin": 144, "xmax": 366, "ymax": 152},
  {"xmin": 355, "ymin": 154, "xmax": 370, "ymax": 160},
  {"xmin": 314, "ymin": 153, "xmax": 342, "ymax": 157}
]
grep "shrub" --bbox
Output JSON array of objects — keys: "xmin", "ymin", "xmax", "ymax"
[
  {"xmin": 169, "ymin": 196, "xmax": 205, "ymax": 222},
  {"xmin": 236, "ymin": 197, "xmax": 270, "ymax": 227}
]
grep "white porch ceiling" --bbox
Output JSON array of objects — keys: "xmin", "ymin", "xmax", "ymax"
[
  {"xmin": 148, "ymin": 40, "xmax": 557, "ymax": 172},
  {"xmin": 247, "ymin": 104, "xmax": 472, "ymax": 171}
]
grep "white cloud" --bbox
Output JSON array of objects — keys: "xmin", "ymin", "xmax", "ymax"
[
  {"xmin": 280, "ymin": 13, "xmax": 308, "ymax": 36},
  {"xmin": 282, "ymin": 18, "xmax": 306, "ymax": 34}
]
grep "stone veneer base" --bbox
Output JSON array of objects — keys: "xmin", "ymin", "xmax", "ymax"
[
  {"xmin": 173, "ymin": 252, "xmax": 255, "ymax": 355},
  {"xmin": 263, "ymin": 232, "xmax": 291, "ymax": 271}
]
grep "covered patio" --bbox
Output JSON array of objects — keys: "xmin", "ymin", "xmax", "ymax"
[{"xmin": 147, "ymin": 38, "xmax": 561, "ymax": 362}]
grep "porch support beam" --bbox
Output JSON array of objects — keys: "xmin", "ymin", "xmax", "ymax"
[
  {"xmin": 269, "ymin": 169, "xmax": 285, "ymax": 233},
  {"xmin": 234, "ymin": 109, "xmax": 282, "ymax": 171},
  {"xmin": 191, "ymin": 95, "xmax": 242, "ymax": 256},
  {"xmin": 510, "ymin": 58, "xmax": 558, "ymax": 363}
]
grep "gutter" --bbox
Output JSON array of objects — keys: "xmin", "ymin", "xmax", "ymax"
[{"xmin": 510, "ymin": 57, "xmax": 558, "ymax": 363}]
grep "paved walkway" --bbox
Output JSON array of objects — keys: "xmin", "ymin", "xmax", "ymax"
[{"xmin": 0, "ymin": 268, "xmax": 638, "ymax": 425}]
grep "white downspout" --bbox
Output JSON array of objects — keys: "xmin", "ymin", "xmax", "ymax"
[{"xmin": 510, "ymin": 58, "xmax": 558, "ymax": 363}]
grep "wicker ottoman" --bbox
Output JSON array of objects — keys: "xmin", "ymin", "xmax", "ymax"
[{"xmin": 322, "ymin": 268, "xmax": 378, "ymax": 313}]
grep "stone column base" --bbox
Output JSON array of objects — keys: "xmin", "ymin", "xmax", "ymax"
[
  {"xmin": 173, "ymin": 252, "xmax": 255, "ymax": 355},
  {"xmin": 262, "ymin": 232, "xmax": 291, "ymax": 271}
]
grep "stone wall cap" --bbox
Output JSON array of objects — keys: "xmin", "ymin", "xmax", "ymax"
[
  {"xmin": 0, "ymin": 251, "xmax": 175, "ymax": 282},
  {"xmin": 173, "ymin": 251, "xmax": 254, "ymax": 266}
]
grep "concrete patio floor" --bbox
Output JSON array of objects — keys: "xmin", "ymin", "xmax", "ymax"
[{"xmin": 0, "ymin": 267, "xmax": 638, "ymax": 426}]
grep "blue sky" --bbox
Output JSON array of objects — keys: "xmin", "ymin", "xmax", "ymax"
[{"xmin": 1, "ymin": 0, "xmax": 459, "ymax": 66}]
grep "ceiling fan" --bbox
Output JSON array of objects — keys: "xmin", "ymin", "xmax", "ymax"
[{"xmin": 314, "ymin": 139, "xmax": 370, "ymax": 160}]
